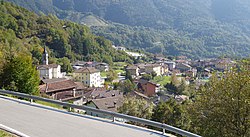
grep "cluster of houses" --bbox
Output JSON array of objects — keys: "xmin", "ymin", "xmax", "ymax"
[
  {"xmin": 125, "ymin": 55, "xmax": 236, "ymax": 98},
  {"xmin": 36, "ymin": 46, "xmax": 236, "ymax": 117},
  {"xmin": 36, "ymin": 46, "xmax": 126, "ymax": 117}
]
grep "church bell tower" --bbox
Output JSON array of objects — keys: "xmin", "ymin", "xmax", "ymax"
[{"xmin": 42, "ymin": 46, "xmax": 48, "ymax": 65}]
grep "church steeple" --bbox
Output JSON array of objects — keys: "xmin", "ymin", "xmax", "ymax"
[{"xmin": 42, "ymin": 46, "xmax": 48, "ymax": 65}]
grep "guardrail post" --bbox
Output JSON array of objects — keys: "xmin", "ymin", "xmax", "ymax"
[
  {"xmin": 162, "ymin": 123, "xmax": 165, "ymax": 135},
  {"xmin": 112, "ymin": 116, "xmax": 115, "ymax": 122},
  {"xmin": 162, "ymin": 128, "xmax": 165, "ymax": 135}
]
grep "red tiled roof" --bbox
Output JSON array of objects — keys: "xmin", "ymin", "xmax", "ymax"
[
  {"xmin": 40, "ymin": 80, "xmax": 77, "ymax": 93},
  {"xmin": 74, "ymin": 82, "xmax": 87, "ymax": 90}
]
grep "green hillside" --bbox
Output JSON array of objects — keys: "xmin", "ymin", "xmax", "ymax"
[
  {"xmin": 0, "ymin": 1, "xmax": 133, "ymax": 66},
  {"xmin": 4, "ymin": 0, "xmax": 250, "ymax": 58}
]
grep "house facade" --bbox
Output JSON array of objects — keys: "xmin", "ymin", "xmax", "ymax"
[
  {"xmin": 175, "ymin": 63, "xmax": 192, "ymax": 72},
  {"xmin": 145, "ymin": 64, "xmax": 162, "ymax": 76},
  {"xmin": 126, "ymin": 65, "xmax": 140, "ymax": 76},
  {"xmin": 73, "ymin": 67, "xmax": 104, "ymax": 87},
  {"xmin": 138, "ymin": 79, "xmax": 160, "ymax": 97},
  {"xmin": 37, "ymin": 64, "xmax": 61, "ymax": 79}
]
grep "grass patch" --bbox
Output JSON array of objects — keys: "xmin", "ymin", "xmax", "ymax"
[
  {"xmin": 151, "ymin": 76, "xmax": 171, "ymax": 86},
  {"xmin": 0, "ymin": 130, "xmax": 16, "ymax": 137},
  {"xmin": 100, "ymin": 71, "xmax": 107, "ymax": 77},
  {"xmin": 113, "ymin": 62, "xmax": 127, "ymax": 66},
  {"xmin": 112, "ymin": 62, "xmax": 127, "ymax": 70},
  {"xmin": 115, "ymin": 69, "xmax": 125, "ymax": 74},
  {"xmin": 35, "ymin": 100, "xmax": 63, "ymax": 109}
]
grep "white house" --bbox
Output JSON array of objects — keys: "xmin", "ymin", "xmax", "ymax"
[{"xmin": 73, "ymin": 67, "xmax": 104, "ymax": 87}]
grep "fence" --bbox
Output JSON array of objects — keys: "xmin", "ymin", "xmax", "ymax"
[{"xmin": 0, "ymin": 89, "xmax": 201, "ymax": 137}]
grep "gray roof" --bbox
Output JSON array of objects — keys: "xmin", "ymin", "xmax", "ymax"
[
  {"xmin": 74, "ymin": 67, "xmax": 100, "ymax": 73},
  {"xmin": 90, "ymin": 95, "xmax": 124, "ymax": 112},
  {"xmin": 37, "ymin": 64, "xmax": 59, "ymax": 69},
  {"xmin": 41, "ymin": 78, "xmax": 67, "ymax": 84}
]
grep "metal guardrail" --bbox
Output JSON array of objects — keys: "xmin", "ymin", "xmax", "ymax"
[{"xmin": 0, "ymin": 89, "xmax": 201, "ymax": 137}]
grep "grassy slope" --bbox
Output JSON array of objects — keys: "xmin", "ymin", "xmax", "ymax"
[
  {"xmin": 0, "ymin": 130, "xmax": 16, "ymax": 137},
  {"xmin": 151, "ymin": 76, "xmax": 171, "ymax": 86}
]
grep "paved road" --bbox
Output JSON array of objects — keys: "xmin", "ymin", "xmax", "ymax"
[{"xmin": 0, "ymin": 96, "xmax": 170, "ymax": 137}]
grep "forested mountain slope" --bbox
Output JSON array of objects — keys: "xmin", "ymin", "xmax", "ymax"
[
  {"xmin": 5, "ymin": 0, "xmax": 250, "ymax": 58},
  {"xmin": 0, "ymin": 1, "xmax": 132, "ymax": 66}
]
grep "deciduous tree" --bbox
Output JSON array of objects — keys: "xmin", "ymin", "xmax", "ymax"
[
  {"xmin": 152, "ymin": 99, "xmax": 190, "ymax": 130},
  {"xmin": 0, "ymin": 54, "xmax": 40, "ymax": 95},
  {"xmin": 189, "ymin": 67, "xmax": 250, "ymax": 137},
  {"xmin": 118, "ymin": 97, "xmax": 154, "ymax": 120}
]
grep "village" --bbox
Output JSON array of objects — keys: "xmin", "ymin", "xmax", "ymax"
[{"xmin": 37, "ymin": 45, "xmax": 236, "ymax": 117}]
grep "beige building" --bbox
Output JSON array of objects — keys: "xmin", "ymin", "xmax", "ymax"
[
  {"xmin": 126, "ymin": 66, "xmax": 140, "ymax": 76},
  {"xmin": 73, "ymin": 67, "xmax": 104, "ymax": 87},
  {"xmin": 145, "ymin": 64, "xmax": 162, "ymax": 76}
]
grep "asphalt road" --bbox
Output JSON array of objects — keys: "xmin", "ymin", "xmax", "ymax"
[{"xmin": 0, "ymin": 96, "xmax": 171, "ymax": 137}]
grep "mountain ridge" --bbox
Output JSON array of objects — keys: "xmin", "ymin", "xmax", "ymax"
[{"xmin": 4, "ymin": 0, "xmax": 250, "ymax": 58}]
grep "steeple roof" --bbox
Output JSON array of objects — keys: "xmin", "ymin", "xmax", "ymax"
[{"xmin": 43, "ymin": 46, "xmax": 48, "ymax": 54}]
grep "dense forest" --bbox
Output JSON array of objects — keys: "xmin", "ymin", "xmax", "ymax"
[
  {"xmin": 0, "ymin": 1, "xmax": 133, "ymax": 66},
  {"xmin": 5, "ymin": 0, "xmax": 250, "ymax": 59}
]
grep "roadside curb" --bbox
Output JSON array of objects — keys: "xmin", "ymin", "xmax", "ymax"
[{"xmin": 0, "ymin": 124, "xmax": 30, "ymax": 137}]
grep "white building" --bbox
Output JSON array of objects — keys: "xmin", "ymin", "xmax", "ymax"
[
  {"xmin": 37, "ymin": 46, "xmax": 62, "ymax": 79},
  {"xmin": 37, "ymin": 64, "xmax": 62, "ymax": 79},
  {"xmin": 73, "ymin": 67, "xmax": 104, "ymax": 87}
]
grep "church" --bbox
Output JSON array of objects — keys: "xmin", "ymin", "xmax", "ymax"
[{"xmin": 37, "ymin": 46, "xmax": 62, "ymax": 79}]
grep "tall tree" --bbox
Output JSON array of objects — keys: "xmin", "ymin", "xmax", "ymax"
[
  {"xmin": 58, "ymin": 57, "xmax": 72, "ymax": 73},
  {"xmin": 189, "ymin": 67, "xmax": 250, "ymax": 137},
  {"xmin": 0, "ymin": 54, "xmax": 40, "ymax": 95},
  {"xmin": 119, "ymin": 79, "xmax": 135, "ymax": 94},
  {"xmin": 106, "ymin": 69, "xmax": 118, "ymax": 82},
  {"xmin": 125, "ymin": 69, "xmax": 133, "ymax": 82}
]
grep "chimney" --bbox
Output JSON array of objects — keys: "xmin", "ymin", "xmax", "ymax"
[
  {"xmin": 45, "ymin": 83, "xmax": 48, "ymax": 92},
  {"xmin": 73, "ymin": 89, "xmax": 76, "ymax": 97}
]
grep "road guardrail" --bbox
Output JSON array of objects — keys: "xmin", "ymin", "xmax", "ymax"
[{"xmin": 0, "ymin": 89, "xmax": 201, "ymax": 137}]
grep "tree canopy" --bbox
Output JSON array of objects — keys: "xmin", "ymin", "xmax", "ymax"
[
  {"xmin": 0, "ymin": 1, "xmax": 133, "ymax": 66},
  {"xmin": 118, "ymin": 97, "xmax": 154, "ymax": 120},
  {"xmin": 0, "ymin": 54, "xmax": 40, "ymax": 95},
  {"xmin": 189, "ymin": 67, "xmax": 250, "ymax": 137},
  {"xmin": 152, "ymin": 99, "xmax": 191, "ymax": 131}
]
